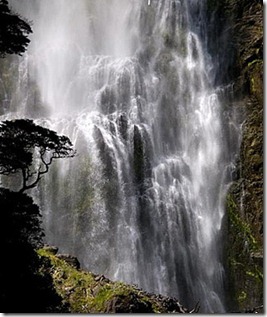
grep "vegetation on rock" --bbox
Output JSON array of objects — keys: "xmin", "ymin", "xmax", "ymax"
[
  {"xmin": 207, "ymin": 0, "xmax": 263, "ymax": 311},
  {"xmin": 38, "ymin": 247, "xmax": 198, "ymax": 313}
]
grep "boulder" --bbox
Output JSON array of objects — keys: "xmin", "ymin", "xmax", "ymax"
[{"xmin": 56, "ymin": 254, "xmax": 80, "ymax": 269}]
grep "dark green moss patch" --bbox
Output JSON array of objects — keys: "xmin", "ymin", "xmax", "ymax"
[
  {"xmin": 37, "ymin": 248, "xmax": 191, "ymax": 313},
  {"xmin": 226, "ymin": 191, "xmax": 263, "ymax": 311}
]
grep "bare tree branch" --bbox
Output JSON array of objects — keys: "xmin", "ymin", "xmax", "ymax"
[{"xmin": 0, "ymin": 119, "xmax": 76, "ymax": 193}]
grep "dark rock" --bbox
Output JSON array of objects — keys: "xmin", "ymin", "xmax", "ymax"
[
  {"xmin": 56, "ymin": 254, "xmax": 80, "ymax": 269},
  {"xmin": 162, "ymin": 297, "xmax": 187, "ymax": 313},
  {"xmin": 143, "ymin": 292, "xmax": 193, "ymax": 313},
  {"xmin": 104, "ymin": 292, "xmax": 153, "ymax": 313},
  {"xmin": 217, "ymin": 0, "xmax": 263, "ymax": 311},
  {"xmin": 244, "ymin": 305, "xmax": 264, "ymax": 314},
  {"xmin": 250, "ymin": 251, "xmax": 263, "ymax": 266},
  {"xmin": 117, "ymin": 113, "xmax": 128, "ymax": 140},
  {"xmin": 43, "ymin": 245, "xmax": 58, "ymax": 255},
  {"xmin": 94, "ymin": 274, "xmax": 110, "ymax": 283}
]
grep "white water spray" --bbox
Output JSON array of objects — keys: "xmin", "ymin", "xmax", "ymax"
[{"xmin": 2, "ymin": 0, "xmax": 242, "ymax": 312}]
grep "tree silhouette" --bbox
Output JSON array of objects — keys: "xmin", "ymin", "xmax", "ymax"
[
  {"xmin": 0, "ymin": 119, "xmax": 75, "ymax": 311},
  {"xmin": 0, "ymin": 119, "xmax": 76, "ymax": 192},
  {"xmin": 0, "ymin": 2, "xmax": 73, "ymax": 312},
  {"xmin": 0, "ymin": 187, "xmax": 69, "ymax": 312},
  {"xmin": 0, "ymin": 0, "xmax": 32, "ymax": 57}
]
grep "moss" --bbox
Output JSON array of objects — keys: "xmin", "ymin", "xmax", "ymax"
[
  {"xmin": 90, "ymin": 284, "xmax": 154, "ymax": 313},
  {"xmin": 222, "ymin": 3, "xmax": 263, "ymax": 311},
  {"xmin": 238, "ymin": 291, "xmax": 247, "ymax": 303},
  {"xmin": 90, "ymin": 283, "xmax": 130, "ymax": 312},
  {"xmin": 248, "ymin": 67, "xmax": 263, "ymax": 104},
  {"xmin": 245, "ymin": 270, "xmax": 263, "ymax": 283},
  {"xmin": 37, "ymin": 248, "xmax": 187, "ymax": 313},
  {"xmin": 38, "ymin": 248, "xmax": 96, "ymax": 313},
  {"xmin": 226, "ymin": 192, "xmax": 263, "ymax": 310},
  {"xmin": 226, "ymin": 194, "xmax": 259, "ymax": 251},
  {"xmin": 247, "ymin": 59, "xmax": 262, "ymax": 68}
]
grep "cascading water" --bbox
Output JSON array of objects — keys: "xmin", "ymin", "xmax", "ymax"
[{"xmin": 1, "ymin": 0, "xmax": 242, "ymax": 313}]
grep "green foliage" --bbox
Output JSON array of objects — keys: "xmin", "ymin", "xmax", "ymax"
[
  {"xmin": 247, "ymin": 59, "xmax": 262, "ymax": 68},
  {"xmin": 0, "ymin": 119, "xmax": 76, "ymax": 192},
  {"xmin": 227, "ymin": 194, "xmax": 259, "ymax": 252},
  {"xmin": 226, "ymin": 192, "xmax": 263, "ymax": 310},
  {"xmin": 37, "ymin": 249, "xmax": 188, "ymax": 313},
  {"xmin": 0, "ymin": 0, "xmax": 32, "ymax": 57},
  {"xmin": 237, "ymin": 291, "xmax": 247, "ymax": 303},
  {"xmin": 38, "ymin": 249, "xmax": 94, "ymax": 312}
]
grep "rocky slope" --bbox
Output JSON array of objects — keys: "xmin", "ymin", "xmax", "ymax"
[{"xmin": 38, "ymin": 246, "xmax": 199, "ymax": 313}]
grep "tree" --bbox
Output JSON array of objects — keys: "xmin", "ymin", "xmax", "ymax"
[
  {"xmin": 0, "ymin": 119, "xmax": 76, "ymax": 192},
  {"xmin": 0, "ymin": 187, "xmax": 69, "ymax": 312},
  {"xmin": 0, "ymin": 120, "xmax": 75, "ymax": 311},
  {"xmin": 0, "ymin": 2, "xmax": 72, "ymax": 312},
  {"xmin": 0, "ymin": 0, "xmax": 32, "ymax": 57}
]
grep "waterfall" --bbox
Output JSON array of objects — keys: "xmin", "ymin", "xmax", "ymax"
[{"xmin": 1, "ymin": 0, "xmax": 242, "ymax": 313}]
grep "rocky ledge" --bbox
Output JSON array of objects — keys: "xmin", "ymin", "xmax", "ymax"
[{"xmin": 39, "ymin": 246, "xmax": 199, "ymax": 313}]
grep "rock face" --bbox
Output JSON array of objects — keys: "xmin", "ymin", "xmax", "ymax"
[
  {"xmin": 43, "ymin": 245, "xmax": 59, "ymax": 255},
  {"xmin": 207, "ymin": 0, "xmax": 263, "ymax": 311},
  {"xmin": 38, "ymin": 248, "xmax": 199, "ymax": 313},
  {"xmin": 56, "ymin": 254, "xmax": 81, "ymax": 269}
]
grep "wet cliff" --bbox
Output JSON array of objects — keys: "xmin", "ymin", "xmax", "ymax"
[{"xmin": 207, "ymin": 0, "xmax": 263, "ymax": 311}]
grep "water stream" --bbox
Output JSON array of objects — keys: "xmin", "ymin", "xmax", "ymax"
[{"xmin": 2, "ymin": 0, "xmax": 242, "ymax": 312}]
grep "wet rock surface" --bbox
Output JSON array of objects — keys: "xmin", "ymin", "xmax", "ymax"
[{"xmin": 209, "ymin": 0, "xmax": 263, "ymax": 311}]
